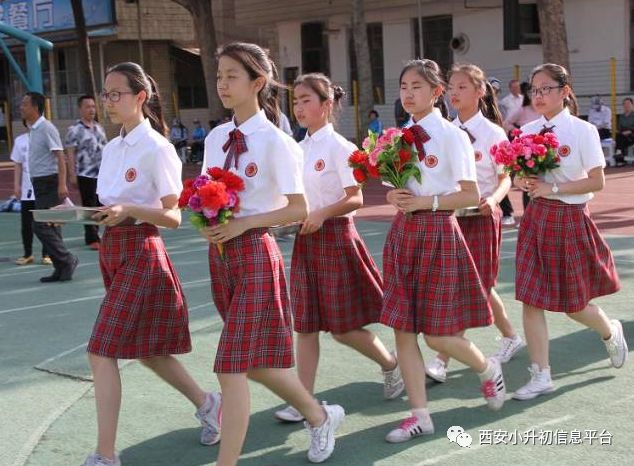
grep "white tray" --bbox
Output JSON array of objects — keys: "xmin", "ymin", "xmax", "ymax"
[
  {"xmin": 454, "ymin": 207, "xmax": 481, "ymax": 217},
  {"xmin": 32, "ymin": 207, "xmax": 102, "ymax": 225},
  {"xmin": 269, "ymin": 223, "xmax": 301, "ymax": 236}
]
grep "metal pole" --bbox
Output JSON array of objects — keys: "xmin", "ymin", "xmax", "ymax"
[
  {"xmin": 610, "ymin": 57, "xmax": 617, "ymax": 140},
  {"xmin": 417, "ymin": 0, "xmax": 423, "ymax": 58},
  {"xmin": 513, "ymin": 64, "xmax": 520, "ymax": 81},
  {"xmin": 353, "ymin": 80, "xmax": 360, "ymax": 143},
  {"xmin": 137, "ymin": 0, "xmax": 144, "ymax": 66}
]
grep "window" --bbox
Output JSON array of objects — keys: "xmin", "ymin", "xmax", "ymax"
[
  {"xmin": 519, "ymin": 3, "xmax": 541, "ymax": 45},
  {"xmin": 413, "ymin": 15, "xmax": 453, "ymax": 74},
  {"xmin": 173, "ymin": 47, "xmax": 208, "ymax": 109},
  {"xmin": 349, "ymin": 23, "xmax": 385, "ymax": 104},
  {"xmin": 301, "ymin": 22, "xmax": 329, "ymax": 75}
]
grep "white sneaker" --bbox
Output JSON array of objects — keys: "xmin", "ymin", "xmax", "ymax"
[
  {"xmin": 491, "ymin": 335, "xmax": 525, "ymax": 363},
  {"xmin": 82, "ymin": 453, "xmax": 121, "ymax": 466},
  {"xmin": 480, "ymin": 357, "xmax": 506, "ymax": 410},
  {"xmin": 306, "ymin": 403, "xmax": 345, "ymax": 463},
  {"xmin": 425, "ymin": 357, "xmax": 447, "ymax": 383},
  {"xmin": 604, "ymin": 319, "xmax": 628, "ymax": 368},
  {"xmin": 383, "ymin": 351, "xmax": 405, "ymax": 399},
  {"xmin": 501, "ymin": 216, "xmax": 515, "ymax": 226},
  {"xmin": 385, "ymin": 415, "xmax": 435, "ymax": 443},
  {"xmin": 195, "ymin": 391, "xmax": 222, "ymax": 445},
  {"xmin": 274, "ymin": 405, "xmax": 305, "ymax": 422},
  {"xmin": 512, "ymin": 363, "xmax": 555, "ymax": 400}
]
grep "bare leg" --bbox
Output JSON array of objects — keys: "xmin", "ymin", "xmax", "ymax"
[
  {"xmin": 88, "ymin": 354, "xmax": 121, "ymax": 461},
  {"xmin": 140, "ymin": 355, "xmax": 207, "ymax": 408},
  {"xmin": 523, "ymin": 304, "xmax": 549, "ymax": 368},
  {"xmin": 216, "ymin": 373, "xmax": 250, "ymax": 466},
  {"xmin": 490, "ymin": 288, "xmax": 516, "ymax": 338},
  {"xmin": 332, "ymin": 328, "xmax": 397, "ymax": 371},
  {"xmin": 566, "ymin": 303, "xmax": 612, "ymax": 339},
  {"xmin": 394, "ymin": 330, "xmax": 427, "ymax": 409},
  {"xmin": 424, "ymin": 334, "xmax": 487, "ymax": 373},
  {"xmin": 296, "ymin": 332, "xmax": 320, "ymax": 394}
]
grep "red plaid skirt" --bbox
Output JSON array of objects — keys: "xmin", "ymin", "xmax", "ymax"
[
  {"xmin": 290, "ymin": 217, "xmax": 383, "ymax": 334},
  {"xmin": 88, "ymin": 224, "xmax": 191, "ymax": 359},
  {"xmin": 516, "ymin": 198, "xmax": 621, "ymax": 313},
  {"xmin": 457, "ymin": 207, "xmax": 502, "ymax": 290},
  {"xmin": 380, "ymin": 211, "xmax": 492, "ymax": 335},
  {"xmin": 208, "ymin": 228, "xmax": 294, "ymax": 373}
]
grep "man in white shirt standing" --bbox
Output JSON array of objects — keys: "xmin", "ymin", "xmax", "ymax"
[
  {"xmin": 587, "ymin": 95, "xmax": 612, "ymax": 140},
  {"xmin": 499, "ymin": 79, "xmax": 523, "ymax": 119}
]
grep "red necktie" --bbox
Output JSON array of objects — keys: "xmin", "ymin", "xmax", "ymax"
[
  {"xmin": 460, "ymin": 125, "xmax": 476, "ymax": 143},
  {"xmin": 222, "ymin": 129, "xmax": 247, "ymax": 170},
  {"xmin": 409, "ymin": 125, "xmax": 431, "ymax": 161}
]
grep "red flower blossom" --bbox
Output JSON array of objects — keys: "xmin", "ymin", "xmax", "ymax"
[
  {"xmin": 349, "ymin": 150, "xmax": 368, "ymax": 166},
  {"xmin": 398, "ymin": 149, "xmax": 411, "ymax": 164},
  {"xmin": 178, "ymin": 187, "xmax": 193, "ymax": 208},
  {"xmin": 367, "ymin": 164, "xmax": 380, "ymax": 178},
  {"xmin": 353, "ymin": 168, "xmax": 367, "ymax": 183},
  {"xmin": 198, "ymin": 181, "xmax": 229, "ymax": 210}
]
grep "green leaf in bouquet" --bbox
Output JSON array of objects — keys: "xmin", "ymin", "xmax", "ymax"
[{"xmin": 190, "ymin": 212, "xmax": 207, "ymax": 230}]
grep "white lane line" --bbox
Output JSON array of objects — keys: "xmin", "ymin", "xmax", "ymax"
[
  {"xmin": 0, "ymin": 278, "xmax": 211, "ymax": 315},
  {"xmin": 34, "ymin": 342, "xmax": 88, "ymax": 369}
]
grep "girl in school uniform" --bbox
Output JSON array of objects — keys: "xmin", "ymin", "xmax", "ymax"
[
  {"xmin": 424, "ymin": 64, "xmax": 524, "ymax": 384},
  {"xmin": 201, "ymin": 43, "xmax": 344, "ymax": 466},
  {"xmin": 83, "ymin": 62, "xmax": 221, "ymax": 466},
  {"xmin": 273, "ymin": 73, "xmax": 404, "ymax": 423},
  {"xmin": 513, "ymin": 63, "xmax": 627, "ymax": 400},
  {"xmin": 380, "ymin": 59, "xmax": 506, "ymax": 443}
]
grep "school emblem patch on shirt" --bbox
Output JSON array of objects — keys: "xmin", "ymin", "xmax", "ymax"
[
  {"xmin": 245, "ymin": 162, "xmax": 258, "ymax": 177},
  {"xmin": 558, "ymin": 145, "xmax": 571, "ymax": 157},
  {"xmin": 125, "ymin": 167, "xmax": 137, "ymax": 182},
  {"xmin": 314, "ymin": 159, "xmax": 325, "ymax": 171},
  {"xmin": 474, "ymin": 150, "xmax": 482, "ymax": 162},
  {"xmin": 424, "ymin": 155, "xmax": 439, "ymax": 168}
]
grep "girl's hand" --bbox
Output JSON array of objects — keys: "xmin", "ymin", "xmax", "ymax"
[
  {"xmin": 300, "ymin": 210, "xmax": 326, "ymax": 235},
  {"xmin": 478, "ymin": 197, "xmax": 497, "ymax": 216},
  {"xmin": 94, "ymin": 205, "xmax": 130, "ymax": 226},
  {"xmin": 205, "ymin": 218, "xmax": 249, "ymax": 244},
  {"xmin": 528, "ymin": 179, "xmax": 553, "ymax": 199},
  {"xmin": 386, "ymin": 189, "xmax": 414, "ymax": 210}
]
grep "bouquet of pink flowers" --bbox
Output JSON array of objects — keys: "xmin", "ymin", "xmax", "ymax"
[
  {"xmin": 178, "ymin": 167, "xmax": 245, "ymax": 258},
  {"xmin": 490, "ymin": 129, "xmax": 560, "ymax": 177},
  {"xmin": 348, "ymin": 127, "xmax": 422, "ymax": 188}
]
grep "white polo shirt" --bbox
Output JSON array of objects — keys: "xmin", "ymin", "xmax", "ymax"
[
  {"xmin": 404, "ymin": 110, "xmax": 477, "ymax": 197},
  {"xmin": 300, "ymin": 123, "xmax": 357, "ymax": 216},
  {"xmin": 203, "ymin": 110, "xmax": 304, "ymax": 218},
  {"xmin": 97, "ymin": 119, "xmax": 183, "ymax": 208},
  {"xmin": 10, "ymin": 133, "xmax": 35, "ymax": 201},
  {"xmin": 521, "ymin": 108, "xmax": 605, "ymax": 205},
  {"xmin": 452, "ymin": 111, "xmax": 507, "ymax": 198}
]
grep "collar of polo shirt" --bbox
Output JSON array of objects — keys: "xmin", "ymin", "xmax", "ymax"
[
  {"xmin": 31, "ymin": 115, "xmax": 46, "ymax": 129},
  {"xmin": 537, "ymin": 107, "xmax": 571, "ymax": 130},
  {"xmin": 120, "ymin": 118, "xmax": 152, "ymax": 146},
  {"xmin": 231, "ymin": 109, "xmax": 268, "ymax": 135},
  {"xmin": 304, "ymin": 122, "xmax": 334, "ymax": 143},
  {"xmin": 409, "ymin": 106, "xmax": 444, "ymax": 135},
  {"xmin": 453, "ymin": 109, "xmax": 485, "ymax": 133}
]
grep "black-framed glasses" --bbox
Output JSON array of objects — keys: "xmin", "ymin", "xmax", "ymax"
[
  {"xmin": 100, "ymin": 90, "xmax": 136, "ymax": 102},
  {"xmin": 529, "ymin": 85, "xmax": 565, "ymax": 97}
]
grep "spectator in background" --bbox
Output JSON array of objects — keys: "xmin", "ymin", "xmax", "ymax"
[
  {"xmin": 394, "ymin": 98, "xmax": 409, "ymax": 128},
  {"xmin": 169, "ymin": 117, "xmax": 189, "ymax": 163},
  {"xmin": 615, "ymin": 97, "xmax": 634, "ymax": 167},
  {"xmin": 11, "ymin": 121, "xmax": 51, "ymax": 266},
  {"xmin": 503, "ymin": 82, "xmax": 540, "ymax": 135},
  {"xmin": 368, "ymin": 109, "xmax": 383, "ymax": 134},
  {"xmin": 489, "ymin": 77, "xmax": 502, "ymax": 98},
  {"xmin": 65, "ymin": 95, "xmax": 107, "ymax": 250},
  {"xmin": 191, "ymin": 119, "xmax": 206, "ymax": 162},
  {"xmin": 587, "ymin": 95, "xmax": 612, "ymax": 140},
  {"xmin": 499, "ymin": 79, "xmax": 523, "ymax": 119},
  {"xmin": 21, "ymin": 91, "xmax": 78, "ymax": 282}
]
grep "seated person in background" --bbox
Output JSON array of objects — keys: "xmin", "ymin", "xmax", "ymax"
[
  {"xmin": 368, "ymin": 110, "xmax": 383, "ymax": 134},
  {"xmin": 503, "ymin": 82, "xmax": 540, "ymax": 136},
  {"xmin": 190, "ymin": 119, "xmax": 206, "ymax": 162},
  {"xmin": 588, "ymin": 95, "xmax": 612, "ymax": 140},
  {"xmin": 615, "ymin": 97, "xmax": 634, "ymax": 166}
]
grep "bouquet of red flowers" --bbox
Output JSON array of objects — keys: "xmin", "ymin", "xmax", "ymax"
[
  {"xmin": 490, "ymin": 129, "xmax": 560, "ymax": 177},
  {"xmin": 179, "ymin": 167, "xmax": 245, "ymax": 258},
  {"xmin": 348, "ymin": 127, "xmax": 422, "ymax": 188}
]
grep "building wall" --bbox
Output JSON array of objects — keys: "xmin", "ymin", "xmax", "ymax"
[{"xmin": 114, "ymin": 0, "xmax": 195, "ymax": 44}]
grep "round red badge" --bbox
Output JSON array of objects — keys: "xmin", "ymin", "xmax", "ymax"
[
  {"xmin": 424, "ymin": 155, "xmax": 439, "ymax": 168},
  {"xmin": 474, "ymin": 150, "xmax": 482, "ymax": 162},
  {"xmin": 245, "ymin": 162, "xmax": 258, "ymax": 177},
  {"xmin": 558, "ymin": 145, "xmax": 571, "ymax": 157},
  {"xmin": 125, "ymin": 167, "xmax": 137, "ymax": 182},
  {"xmin": 314, "ymin": 159, "xmax": 325, "ymax": 171}
]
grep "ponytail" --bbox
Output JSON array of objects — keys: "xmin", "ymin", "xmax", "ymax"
[
  {"xmin": 143, "ymin": 73, "xmax": 168, "ymax": 136},
  {"xmin": 480, "ymin": 81, "xmax": 503, "ymax": 126},
  {"xmin": 261, "ymin": 59, "xmax": 282, "ymax": 126},
  {"xmin": 565, "ymin": 89, "xmax": 579, "ymax": 116}
]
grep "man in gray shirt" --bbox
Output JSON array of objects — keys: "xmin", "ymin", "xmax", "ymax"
[{"xmin": 21, "ymin": 92, "xmax": 78, "ymax": 282}]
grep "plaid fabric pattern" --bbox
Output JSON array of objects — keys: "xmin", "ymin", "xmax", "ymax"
[
  {"xmin": 290, "ymin": 217, "xmax": 383, "ymax": 334},
  {"xmin": 457, "ymin": 207, "xmax": 502, "ymax": 290},
  {"xmin": 88, "ymin": 224, "xmax": 191, "ymax": 359},
  {"xmin": 516, "ymin": 198, "xmax": 621, "ymax": 313},
  {"xmin": 222, "ymin": 129, "xmax": 248, "ymax": 170},
  {"xmin": 380, "ymin": 211, "xmax": 492, "ymax": 335},
  {"xmin": 208, "ymin": 228, "xmax": 294, "ymax": 373},
  {"xmin": 410, "ymin": 125, "xmax": 431, "ymax": 160}
]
